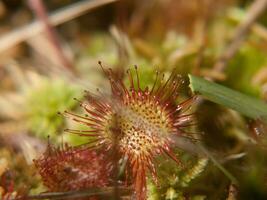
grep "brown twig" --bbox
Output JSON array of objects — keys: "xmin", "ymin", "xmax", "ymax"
[
  {"xmin": 228, "ymin": 8, "xmax": 267, "ymax": 42},
  {"xmin": 213, "ymin": 0, "xmax": 267, "ymax": 73},
  {"xmin": 0, "ymin": 0, "xmax": 118, "ymax": 54},
  {"xmin": 28, "ymin": 0, "xmax": 74, "ymax": 72},
  {"xmin": 16, "ymin": 187, "xmax": 131, "ymax": 200}
]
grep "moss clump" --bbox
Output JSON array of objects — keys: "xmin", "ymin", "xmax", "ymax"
[{"xmin": 25, "ymin": 79, "xmax": 81, "ymax": 140}]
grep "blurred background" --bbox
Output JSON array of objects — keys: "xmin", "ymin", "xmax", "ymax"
[{"xmin": 1, "ymin": 0, "xmax": 267, "ymax": 199}]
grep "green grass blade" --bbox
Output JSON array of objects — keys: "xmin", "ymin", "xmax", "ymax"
[{"xmin": 189, "ymin": 74, "xmax": 267, "ymax": 121}]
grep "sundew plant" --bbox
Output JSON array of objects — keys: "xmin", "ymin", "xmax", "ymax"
[{"xmin": 1, "ymin": 1, "xmax": 267, "ymax": 200}]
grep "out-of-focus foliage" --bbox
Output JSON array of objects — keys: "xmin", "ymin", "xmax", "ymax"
[
  {"xmin": 226, "ymin": 42, "xmax": 267, "ymax": 97},
  {"xmin": 25, "ymin": 79, "xmax": 81, "ymax": 139}
]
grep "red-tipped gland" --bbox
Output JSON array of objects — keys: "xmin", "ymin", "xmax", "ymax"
[{"xmin": 65, "ymin": 66, "xmax": 197, "ymax": 200}]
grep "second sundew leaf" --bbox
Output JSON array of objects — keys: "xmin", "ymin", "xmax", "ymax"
[{"xmin": 189, "ymin": 75, "xmax": 267, "ymax": 122}]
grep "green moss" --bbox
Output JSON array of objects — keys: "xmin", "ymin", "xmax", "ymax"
[
  {"xmin": 147, "ymin": 180, "xmax": 160, "ymax": 200},
  {"xmin": 146, "ymin": 153, "xmax": 208, "ymax": 200},
  {"xmin": 180, "ymin": 158, "xmax": 209, "ymax": 187},
  {"xmin": 165, "ymin": 187, "xmax": 180, "ymax": 200},
  {"xmin": 25, "ymin": 79, "xmax": 81, "ymax": 140}
]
